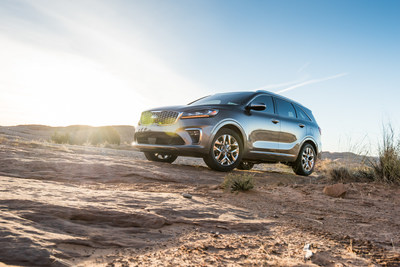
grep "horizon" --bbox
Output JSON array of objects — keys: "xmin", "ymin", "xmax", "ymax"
[{"xmin": 1, "ymin": 0, "xmax": 399, "ymax": 154}]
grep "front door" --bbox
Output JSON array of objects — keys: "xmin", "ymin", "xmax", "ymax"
[{"xmin": 245, "ymin": 95, "xmax": 281, "ymax": 159}]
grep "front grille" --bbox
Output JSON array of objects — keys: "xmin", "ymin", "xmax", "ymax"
[
  {"xmin": 140, "ymin": 111, "xmax": 180, "ymax": 125},
  {"xmin": 135, "ymin": 132, "xmax": 185, "ymax": 145}
]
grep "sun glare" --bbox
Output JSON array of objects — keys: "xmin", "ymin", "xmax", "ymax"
[{"xmin": 0, "ymin": 37, "xmax": 147, "ymax": 126}]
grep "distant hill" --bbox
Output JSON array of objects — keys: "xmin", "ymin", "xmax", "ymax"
[{"xmin": 321, "ymin": 151, "xmax": 375, "ymax": 165}]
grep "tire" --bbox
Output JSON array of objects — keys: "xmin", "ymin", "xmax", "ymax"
[
  {"xmin": 292, "ymin": 143, "xmax": 316, "ymax": 176},
  {"xmin": 237, "ymin": 161, "xmax": 255, "ymax": 170},
  {"xmin": 203, "ymin": 128, "xmax": 243, "ymax": 172},
  {"xmin": 144, "ymin": 152, "xmax": 177, "ymax": 163}
]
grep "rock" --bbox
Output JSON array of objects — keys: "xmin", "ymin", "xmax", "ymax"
[
  {"xmin": 303, "ymin": 243, "xmax": 313, "ymax": 261},
  {"xmin": 182, "ymin": 193, "xmax": 192, "ymax": 199},
  {"xmin": 323, "ymin": 183, "xmax": 346, "ymax": 198},
  {"xmin": 304, "ymin": 250, "xmax": 313, "ymax": 260},
  {"xmin": 210, "ymin": 231, "xmax": 220, "ymax": 238}
]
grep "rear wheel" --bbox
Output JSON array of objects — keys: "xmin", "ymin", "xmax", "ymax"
[
  {"xmin": 203, "ymin": 128, "xmax": 243, "ymax": 172},
  {"xmin": 237, "ymin": 161, "xmax": 255, "ymax": 170},
  {"xmin": 292, "ymin": 143, "xmax": 316, "ymax": 176},
  {"xmin": 144, "ymin": 152, "xmax": 177, "ymax": 163}
]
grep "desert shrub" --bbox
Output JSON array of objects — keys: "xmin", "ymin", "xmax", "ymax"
[
  {"xmin": 89, "ymin": 126, "xmax": 121, "ymax": 146},
  {"xmin": 51, "ymin": 126, "xmax": 121, "ymax": 146},
  {"xmin": 370, "ymin": 124, "xmax": 400, "ymax": 184},
  {"xmin": 51, "ymin": 132, "xmax": 70, "ymax": 144},
  {"xmin": 222, "ymin": 173, "xmax": 254, "ymax": 192},
  {"xmin": 329, "ymin": 167, "xmax": 351, "ymax": 182},
  {"xmin": 329, "ymin": 166, "xmax": 375, "ymax": 183},
  {"xmin": 352, "ymin": 167, "xmax": 375, "ymax": 181}
]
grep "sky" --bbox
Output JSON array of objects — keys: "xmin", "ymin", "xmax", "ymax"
[{"xmin": 0, "ymin": 0, "xmax": 399, "ymax": 153}]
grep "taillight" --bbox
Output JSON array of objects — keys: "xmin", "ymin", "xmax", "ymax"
[{"xmin": 318, "ymin": 127, "xmax": 322, "ymax": 135}]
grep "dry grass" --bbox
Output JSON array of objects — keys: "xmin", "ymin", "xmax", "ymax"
[
  {"xmin": 318, "ymin": 123, "xmax": 400, "ymax": 185},
  {"xmin": 328, "ymin": 166, "xmax": 375, "ymax": 183},
  {"xmin": 369, "ymin": 124, "xmax": 400, "ymax": 184}
]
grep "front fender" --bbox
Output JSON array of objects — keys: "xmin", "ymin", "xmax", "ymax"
[{"xmin": 207, "ymin": 119, "xmax": 248, "ymax": 151}]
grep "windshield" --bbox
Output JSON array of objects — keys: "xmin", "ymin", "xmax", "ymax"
[{"xmin": 188, "ymin": 92, "xmax": 255, "ymax": 106}]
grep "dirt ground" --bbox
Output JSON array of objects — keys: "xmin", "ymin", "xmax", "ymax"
[{"xmin": 0, "ymin": 126, "xmax": 399, "ymax": 266}]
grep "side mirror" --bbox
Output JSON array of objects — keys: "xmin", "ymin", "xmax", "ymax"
[{"xmin": 246, "ymin": 103, "xmax": 266, "ymax": 111}]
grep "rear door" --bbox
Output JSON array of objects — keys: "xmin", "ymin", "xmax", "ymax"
[{"xmin": 274, "ymin": 98, "xmax": 308, "ymax": 160}]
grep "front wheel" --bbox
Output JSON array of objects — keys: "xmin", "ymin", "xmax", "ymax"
[
  {"xmin": 144, "ymin": 152, "xmax": 177, "ymax": 163},
  {"xmin": 203, "ymin": 128, "xmax": 243, "ymax": 172},
  {"xmin": 292, "ymin": 144, "xmax": 316, "ymax": 176}
]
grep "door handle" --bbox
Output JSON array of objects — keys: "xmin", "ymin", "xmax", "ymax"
[
  {"xmin": 272, "ymin": 119, "xmax": 280, "ymax": 124},
  {"xmin": 299, "ymin": 124, "xmax": 305, "ymax": 128}
]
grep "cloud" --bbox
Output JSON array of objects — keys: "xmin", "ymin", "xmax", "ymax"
[
  {"xmin": 275, "ymin": 72, "xmax": 349, "ymax": 94},
  {"xmin": 252, "ymin": 79, "xmax": 306, "ymax": 91}
]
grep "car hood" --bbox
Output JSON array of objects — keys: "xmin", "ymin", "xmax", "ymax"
[{"xmin": 144, "ymin": 104, "xmax": 239, "ymax": 113}]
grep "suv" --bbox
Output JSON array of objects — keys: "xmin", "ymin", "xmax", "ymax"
[{"xmin": 134, "ymin": 90, "xmax": 321, "ymax": 175}]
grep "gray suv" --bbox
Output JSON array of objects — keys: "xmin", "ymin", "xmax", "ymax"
[{"xmin": 134, "ymin": 90, "xmax": 321, "ymax": 175}]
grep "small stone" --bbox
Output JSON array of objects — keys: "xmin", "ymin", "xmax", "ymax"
[
  {"xmin": 304, "ymin": 250, "xmax": 313, "ymax": 260},
  {"xmin": 323, "ymin": 183, "xmax": 347, "ymax": 198},
  {"xmin": 182, "ymin": 193, "xmax": 192, "ymax": 199},
  {"xmin": 210, "ymin": 231, "xmax": 220, "ymax": 238}
]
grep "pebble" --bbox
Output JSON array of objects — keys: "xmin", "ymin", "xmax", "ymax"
[{"xmin": 182, "ymin": 193, "xmax": 192, "ymax": 199}]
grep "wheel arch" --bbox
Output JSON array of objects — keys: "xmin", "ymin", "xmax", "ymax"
[
  {"xmin": 299, "ymin": 138, "xmax": 318, "ymax": 159},
  {"xmin": 211, "ymin": 120, "xmax": 247, "ymax": 150}
]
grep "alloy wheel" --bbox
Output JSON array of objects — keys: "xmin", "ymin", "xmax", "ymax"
[
  {"xmin": 301, "ymin": 147, "xmax": 315, "ymax": 171},
  {"xmin": 213, "ymin": 134, "xmax": 239, "ymax": 166}
]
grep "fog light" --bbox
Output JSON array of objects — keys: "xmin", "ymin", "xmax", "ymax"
[{"xmin": 187, "ymin": 129, "xmax": 201, "ymax": 144}]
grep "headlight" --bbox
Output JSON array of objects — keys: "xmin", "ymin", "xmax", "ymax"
[{"xmin": 181, "ymin": 109, "xmax": 219, "ymax": 119}]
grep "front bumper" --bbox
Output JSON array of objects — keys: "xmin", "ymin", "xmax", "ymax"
[{"xmin": 133, "ymin": 119, "xmax": 215, "ymax": 156}]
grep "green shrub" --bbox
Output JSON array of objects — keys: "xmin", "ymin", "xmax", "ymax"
[{"xmin": 222, "ymin": 173, "xmax": 254, "ymax": 192}]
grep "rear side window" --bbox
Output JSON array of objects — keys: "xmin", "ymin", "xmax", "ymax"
[
  {"xmin": 275, "ymin": 98, "xmax": 296, "ymax": 118},
  {"xmin": 294, "ymin": 105, "xmax": 311, "ymax": 121},
  {"xmin": 251, "ymin": 95, "xmax": 274, "ymax": 114}
]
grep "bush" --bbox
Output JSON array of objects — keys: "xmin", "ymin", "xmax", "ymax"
[
  {"xmin": 89, "ymin": 127, "xmax": 121, "ymax": 145},
  {"xmin": 329, "ymin": 167, "xmax": 351, "ymax": 182},
  {"xmin": 222, "ymin": 173, "xmax": 254, "ymax": 192},
  {"xmin": 370, "ymin": 124, "xmax": 400, "ymax": 184},
  {"xmin": 51, "ymin": 126, "xmax": 121, "ymax": 146},
  {"xmin": 51, "ymin": 132, "xmax": 70, "ymax": 144},
  {"xmin": 329, "ymin": 166, "xmax": 375, "ymax": 183}
]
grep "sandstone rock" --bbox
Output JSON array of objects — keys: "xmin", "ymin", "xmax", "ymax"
[{"xmin": 323, "ymin": 183, "xmax": 346, "ymax": 198}]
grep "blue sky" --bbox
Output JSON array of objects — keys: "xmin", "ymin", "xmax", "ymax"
[{"xmin": 0, "ymin": 0, "xmax": 399, "ymax": 153}]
